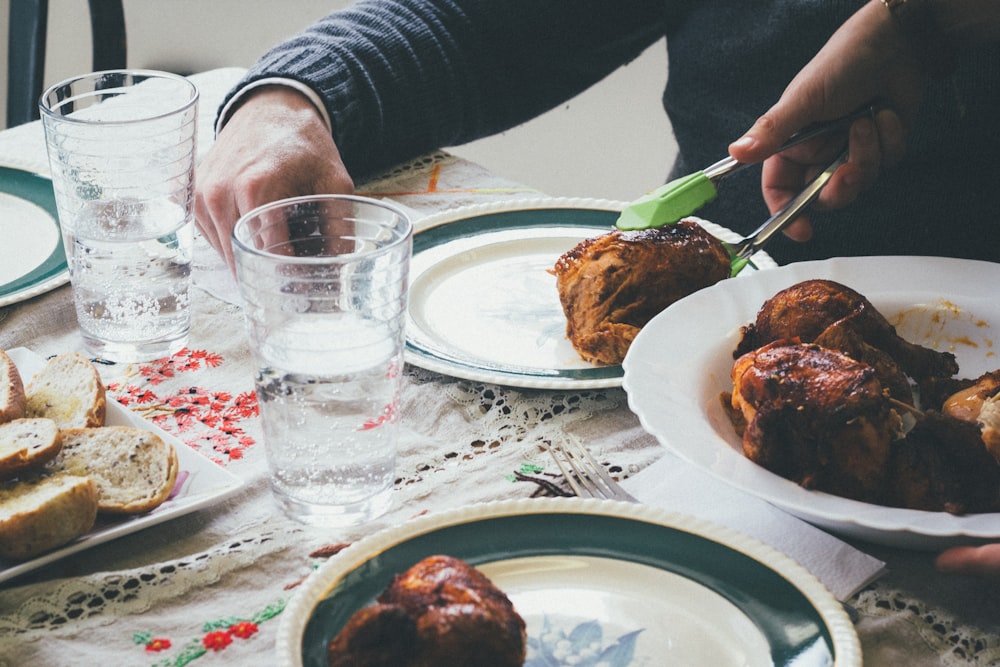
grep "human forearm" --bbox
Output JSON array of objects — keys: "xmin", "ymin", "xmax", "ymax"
[{"xmin": 227, "ymin": 0, "xmax": 665, "ymax": 178}]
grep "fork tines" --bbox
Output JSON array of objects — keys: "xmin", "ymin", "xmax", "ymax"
[{"xmin": 545, "ymin": 439, "xmax": 638, "ymax": 503}]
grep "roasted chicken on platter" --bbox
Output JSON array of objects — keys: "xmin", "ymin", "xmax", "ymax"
[
  {"xmin": 725, "ymin": 279, "xmax": 1000, "ymax": 513},
  {"xmin": 327, "ymin": 555, "xmax": 526, "ymax": 667},
  {"xmin": 552, "ymin": 219, "xmax": 731, "ymax": 365},
  {"xmin": 734, "ymin": 279, "xmax": 959, "ymax": 383}
]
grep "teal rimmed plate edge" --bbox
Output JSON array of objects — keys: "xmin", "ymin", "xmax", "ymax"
[
  {"xmin": 404, "ymin": 197, "xmax": 777, "ymax": 390},
  {"xmin": 275, "ymin": 497, "xmax": 860, "ymax": 667},
  {"xmin": 0, "ymin": 166, "xmax": 67, "ymax": 307}
]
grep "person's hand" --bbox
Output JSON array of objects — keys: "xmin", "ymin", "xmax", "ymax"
[
  {"xmin": 195, "ymin": 85, "xmax": 354, "ymax": 268},
  {"xmin": 936, "ymin": 544, "xmax": 1000, "ymax": 579},
  {"xmin": 728, "ymin": 0, "xmax": 925, "ymax": 241}
]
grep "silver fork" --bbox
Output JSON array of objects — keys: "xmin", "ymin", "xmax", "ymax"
[{"xmin": 545, "ymin": 438, "xmax": 638, "ymax": 503}]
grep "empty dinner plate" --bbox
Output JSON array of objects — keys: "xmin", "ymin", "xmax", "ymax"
[{"xmin": 0, "ymin": 167, "xmax": 68, "ymax": 307}]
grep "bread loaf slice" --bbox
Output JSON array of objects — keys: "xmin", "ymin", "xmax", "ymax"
[
  {"xmin": 0, "ymin": 473, "xmax": 98, "ymax": 561},
  {"xmin": 0, "ymin": 418, "xmax": 63, "ymax": 480},
  {"xmin": 54, "ymin": 426, "xmax": 178, "ymax": 515},
  {"xmin": 26, "ymin": 352, "xmax": 106, "ymax": 429},
  {"xmin": 0, "ymin": 349, "xmax": 26, "ymax": 425}
]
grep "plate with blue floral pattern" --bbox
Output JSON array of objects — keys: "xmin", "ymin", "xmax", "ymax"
[{"xmin": 276, "ymin": 498, "xmax": 860, "ymax": 666}]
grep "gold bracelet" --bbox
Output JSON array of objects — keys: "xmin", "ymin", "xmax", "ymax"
[{"xmin": 881, "ymin": 0, "xmax": 958, "ymax": 78}]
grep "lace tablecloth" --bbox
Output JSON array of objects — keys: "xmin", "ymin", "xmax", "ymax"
[{"xmin": 0, "ymin": 68, "xmax": 998, "ymax": 667}]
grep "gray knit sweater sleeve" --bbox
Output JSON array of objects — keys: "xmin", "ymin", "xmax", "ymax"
[{"xmin": 225, "ymin": 0, "xmax": 665, "ymax": 178}]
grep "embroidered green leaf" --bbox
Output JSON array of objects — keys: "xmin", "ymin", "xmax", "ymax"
[{"xmin": 252, "ymin": 599, "xmax": 286, "ymax": 623}]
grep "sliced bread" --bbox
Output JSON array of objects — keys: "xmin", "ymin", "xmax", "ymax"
[
  {"xmin": 26, "ymin": 352, "xmax": 106, "ymax": 429},
  {"xmin": 0, "ymin": 350, "xmax": 26, "ymax": 425},
  {"xmin": 0, "ymin": 418, "xmax": 63, "ymax": 480},
  {"xmin": 54, "ymin": 426, "xmax": 178, "ymax": 515},
  {"xmin": 0, "ymin": 473, "xmax": 98, "ymax": 561}
]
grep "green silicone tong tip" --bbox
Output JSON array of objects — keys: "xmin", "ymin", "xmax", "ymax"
[
  {"xmin": 615, "ymin": 105, "xmax": 876, "ymax": 232},
  {"xmin": 615, "ymin": 172, "xmax": 719, "ymax": 231}
]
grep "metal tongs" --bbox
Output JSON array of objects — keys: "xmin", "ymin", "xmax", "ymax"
[
  {"xmin": 727, "ymin": 148, "xmax": 847, "ymax": 275},
  {"xmin": 615, "ymin": 106, "xmax": 876, "ymax": 233}
]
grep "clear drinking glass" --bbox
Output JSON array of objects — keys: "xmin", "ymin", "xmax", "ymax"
[
  {"xmin": 232, "ymin": 195, "xmax": 412, "ymax": 526},
  {"xmin": 40, "ymin": 70, "xmax": 198, "ymax": 362}
]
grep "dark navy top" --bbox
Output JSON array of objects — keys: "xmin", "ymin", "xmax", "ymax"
[{"xmin": 222, "ymin": 0, "xmax": 1000, "ymax": 264}]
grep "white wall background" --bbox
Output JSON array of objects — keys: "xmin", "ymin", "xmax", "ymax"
[{"xmin": 1, "ymin": 0, "xmax": 676, "ymax": 201}]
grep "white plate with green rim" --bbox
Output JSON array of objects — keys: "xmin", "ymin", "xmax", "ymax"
[
  {"xmin": 624, "ymin": 255, "xmax": 1000, "ymax": 549},
  {"xmin": 276, "ymin": 497, "xmax": 860, "ymax": 667},
  {"xmin": 405, "ymin": 197, "xmax": 776, "ymax": 389},
  {"xmin": 0, "ymin": 167, "xmax": 68, "ymax": 307}
]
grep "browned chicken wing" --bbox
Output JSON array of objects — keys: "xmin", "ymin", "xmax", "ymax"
[
  {"xmin": 328, "ymin": 555, "xmax": 526, "ymax": 667},
  {"xmin": 811, "ymin": 320, "xmax": 914, "ymax": 404},
  {"xmin": 734, "ymin": 279, "xmax": 958, "ymax": 382},
  {"xmin": 553, "ymin": 219, "xmax": 731, "ymax": 365}
]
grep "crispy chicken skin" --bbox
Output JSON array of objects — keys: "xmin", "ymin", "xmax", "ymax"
[
  {"xmin": 328, "ymin": 555, "xmax": 526, "ymax": 667},
  {"xmin": 552, "ymin": 219, "xmax": 731, "ymax": 365},
  {"xmin": 811, "ymin": 317, "xmax": 914, "ymax": 404},
  {"xmin": 734, "ymin": 279, "xmax": 958, "ymax": 381},
  {"xmin": 729, "ymin": 340, "xmax": 903, "ymax": 503}
]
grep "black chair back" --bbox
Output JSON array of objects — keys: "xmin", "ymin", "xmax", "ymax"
[{"xmin": 6, "ymin": 0, "xmax": 127, "ymax": 127}]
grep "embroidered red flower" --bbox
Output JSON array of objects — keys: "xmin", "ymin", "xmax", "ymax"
[
  {"xmin": 233, "ymin": 391, "xmax": 259, "ymax": 417},
  {"xmin": 202, "ymin": 630, "xmax": 233, "ymax": 651},
  {"xmin": 107, "ymin": 348, "xmax": 260, "ymax": 466},
  {"xmin": 144, "ymin": 637, "xmax": 171, "ymax": 652},
  {"xmin": 229, "ymin": 621, "xmax": 259, "ymax": 639}
]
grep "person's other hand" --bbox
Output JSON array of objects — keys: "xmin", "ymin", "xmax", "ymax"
[
  {"xmin": 728, "ymin": 0, "xmax": 924, "ymax": 241},
  {"xmin": 936, "ymin": 544, "xmax": 1000, "ymax": 579},
  {"xmin": 195, "ymin": 85, "xmax": 354, "ymax": 268}
]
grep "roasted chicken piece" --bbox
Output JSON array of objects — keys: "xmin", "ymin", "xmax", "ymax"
[
  {"xmin": 552, "ymin": 219, "xmax": 731, "ymax": 365},
  {"xmin": 888, "ymin": 411, "xmax": 1000, "ymax": 513},
  {"xmin": 811, "ymin": 319, "xmax": 914, "ymax": 404},
  {"xmin": 728, "ymin": 340, "xmax": 904, "ymax": 503},
  {"xmin": 734, "ymin": 279, "xmax": 958, "ymax": 382},
  {"xmin": 327, "ymin": 555, "xmax": 525, "ymax": 667}
]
